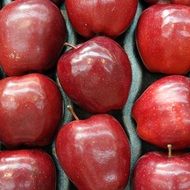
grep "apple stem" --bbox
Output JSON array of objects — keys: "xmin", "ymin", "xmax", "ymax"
[
  {"xmin": 167, "ymin": 144, "xmax": 172, "ymax": 158},
  {"xmin": 64, "ymin": 42, "xmax": 77, "ymax": 49},
  {"xmin": 67, "ymin": 105, "xmax": 79, "ymax": 120}
]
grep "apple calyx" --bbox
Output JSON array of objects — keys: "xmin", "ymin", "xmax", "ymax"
[
  {"xmin": 64, "ymin": 42, "xmax": 77, "ymax": 49},
  {"xmin": 67, "ymin": 105, "xmax": 79, "ymax": 120},
  {"xmin": 167, "ymin": 144, "xmax": 172, "ymax": 158}
]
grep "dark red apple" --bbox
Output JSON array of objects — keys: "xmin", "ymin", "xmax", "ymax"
[
  {"xmin": 0, "ymin": 73, "xmax": 62, "ymax": 148},
  {"xmin": 132, "ymin": 75, "xmax": 190, "ymax": 150},
  {"xmin": 65, "ymin": 0, "xmax": 137, "ymax": 38},
  {"xmin": 56, "ymin": 113, "xmax": 131, "ymax": 190},
  {"xmin": 57, "ymin": 36, "xmax": 132, "ymax": 113},
  {"xmin": 0, "ymin": 0, "xmax": 66, "ymax": 76},
  {"xmin": 0, "ymin": 149, "xmax": 56, "ymax": 190},
  {"xmin": 144, "ymin": 0, "xmax": 190, "ymax": 5},
  {"xmin": 136, "ymin": 4, "xmax": 190, "ymax": 74},
  {"xmin": 12, "ymin": 0, "xmax": 63, "ymax": 6},
  {"xmin": 171, "ymin": 0, "xmax": 190, "ymax": 5},
  {"xmin": 133, "ymin": 151, "xmax": 190, "ymax": 190}
]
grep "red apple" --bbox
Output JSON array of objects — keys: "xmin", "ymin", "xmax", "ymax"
[
  {"xmin": 133, "ymin": 151, "xmax": 190, "ymax": 190},
  {"xmin": 0, "ymin": 0, "xmax": 66, "ymax": 76},
  {"xmin": 57, "ymin": 36, "xmax": 132, "ymax": 113},
  {"xmin": 136, "ymin": 4, "xmax": 190, "ymax": 74},
  {"xmin": 0, "ymin": 73, "xmax": 62, "ymax": 148},
  {"xmin": 171, "ymin": 0, "xmax": 190, "ymax": 5},
  {"xmin": 65, "ymin": 0, "xmax": 137, "ymax": 38},
  {"xmin": 12, "ymin": 0, "xmax": 63, "ymax": 6},
  {"xmin": 142, "ymin": 0, "xmax": 190, "ymax": 5},
  {"xmin": 0, "ymin": 149, "xmax": 56, "ymax": 190},
  {"xmin": 56, "ymin": 113, "xmax": 131, "ymax": 190},
  {"xmin": 132, "ymin": 75, "xmax": 190, "ymax": 149}
]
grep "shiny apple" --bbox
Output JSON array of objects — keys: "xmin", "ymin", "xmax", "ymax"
[
  {"xmin": 0, "ymin": 0, "xmax": 66, "ymax": 76},
  {"xmin": 65, "ymin": 0, "xmax": 137, "ymax": 38},
  {"xmin": 56, "ymin": 114, "xmax": 131, "ymax": 190},
  {"xmin": 0, "ymin": 73, "xmax": 62, "ymax": 148},
  {"xmin": 0, "ymin": 149, "xmax": 56, "ymax": 190},
  {"xmin": 132, "ymin": 75, "xmax": 190, "ymax": 149},
  {"xmin": 136, "ymin": 4, "xmax": 190, "ymax": 74},
  {"xmin": 57, "ymin": 36, "xmax": 132, "ymax": 113},
  {"xmin": 133, "ymin": 151, "xmax": 190, "ymax": 190}
]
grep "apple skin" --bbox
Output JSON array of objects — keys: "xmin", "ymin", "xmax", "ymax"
[
  {"xmin": 65, "ymin": 0, "xmax": 137, "ymax": 38},
  {"xmin": 55, "ymin": 114, "xmax": 131, "ymax": 190},
  {"xmin": 0, "ymin": 0, "xmax": 66, "ymax": 76},
  {"xmin": 0, "ymin": 150, "xmax": 56, "ymax": 190},
  {"xmin": 57, "ymin": 36, "xmax": 132, "ymax": 113},
  {"xmin": 172, "ymin": 0, "xmax": 190, "ymax": 5},
  {"xmin": 136, "ymin": 4, "xmax": 190, "ymax": 74},
  {"xmin": 133, "ymin": 152, "xmax": 190, "ymax": 190},
  {"xmin": 0, "ymin": 73, "xmax": 62, "ymax": 148},
  {"xmin": 144, "ymin": 0, "xmax": 190, "ymax": 5},
  {"xmin": 12, "ymin": 0, "xmax": 63, "ymax": 6},
  {"xmin": 132, "ymin": 75, "xmax": 190, "ymax": 150}
]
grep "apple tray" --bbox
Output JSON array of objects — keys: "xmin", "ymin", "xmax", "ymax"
[{"xmin": 0, "ymin": 1, "xmax": 158, "ymax": 190}]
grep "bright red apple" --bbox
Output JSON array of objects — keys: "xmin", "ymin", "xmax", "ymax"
[
  {"xmin": 132, "ymin": 75, "xmax": 190, "ymax": 150},
  {"xmin": 56, "ymin": 111, "xmax": 131, "ymax": 190},
  {"xmin": 0, "ymin": 149, "xmax": 56, "ymax": 190},
  {"xmin": 65, "ymin": 0, "xmax": 137, "ymax": 38},
  {"xmin": 136, "ymin": 4, "xmax": 190, "ymax": 74},
  {"xmin": 57, "ymin": 36, "xmax": 132, "ymax": 113},
  {"xmin": 0, "ymin": 73, "xmax": 62, "ymax": 148},
  {"xmin": 133, "ymin": 150, "xmax": 190, "ymax": 190},
  {"xmin": 0, "ymin": 0, "xmax": 66, "ymax": 76}
]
